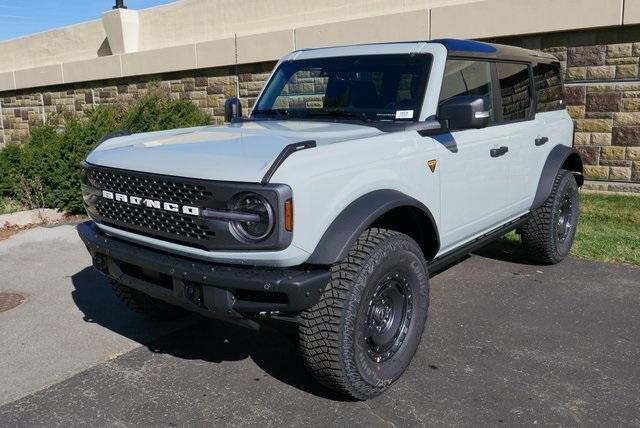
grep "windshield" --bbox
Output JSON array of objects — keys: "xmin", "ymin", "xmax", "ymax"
[{"xmin": 253, "ymin": 54, "xmax": 432, "ymax": 123}]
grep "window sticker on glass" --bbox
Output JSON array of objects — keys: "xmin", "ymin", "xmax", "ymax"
[{"xmin": 395, "ymin": 110, "xmax": 414, "ymax": 119}]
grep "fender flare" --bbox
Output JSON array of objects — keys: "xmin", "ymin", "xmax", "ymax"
[
  {"xmin": 306, "ymin": 189, "xmax": 439, "ymax": 265},
  {"xmin": 531, "ymin": 145, "xmax": 584, "ymax": 211}
]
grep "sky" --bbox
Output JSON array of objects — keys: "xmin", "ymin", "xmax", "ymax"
[{"xmin": 0, "ymin": 0, "xmax": 175, "ymax": 41}]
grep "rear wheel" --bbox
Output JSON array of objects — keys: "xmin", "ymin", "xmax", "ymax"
[
  {"xmin": 110, "ymin": 281, "xmax": 188, "ymax": 321},
  {"xmin": 521, "ymin": 169, "xmax": 580, "ymax": 264},
  {"xmin": 299, "ymin": 228, "xmax": 429, "ymax": 400}
]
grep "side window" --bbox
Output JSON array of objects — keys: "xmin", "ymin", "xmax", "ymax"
[
  {"xmin": 439, "ymin": 60, "xmax": 495, "ymax": 122},
  {"xmin": 496, "ymin": 62, "xmax": 533, "ymax": 122},
  {"xmin": 533, "ymin": 62, "xmax": 565, "ymax": 113}
]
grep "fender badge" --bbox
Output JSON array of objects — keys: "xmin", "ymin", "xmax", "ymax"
[{"xmin": 427, "ymin": 159, "xmax": 437, "ymax": 173}]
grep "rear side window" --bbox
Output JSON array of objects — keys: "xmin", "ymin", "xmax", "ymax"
[
  {"xmin": 439, "ymin": 60, "xmax": 495, "ymax": 122},
  {"xmin": 496, "ymin": 62, "xmax": 532, "ymax": 122},
  {"xmin": 533, "ymin": 62, "xmax": 564, "ymax": 112}
]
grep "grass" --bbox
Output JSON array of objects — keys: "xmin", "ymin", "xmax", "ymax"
[{"xmin": 501, "ymin": 192, "xmax": 640, "ymax": 267}]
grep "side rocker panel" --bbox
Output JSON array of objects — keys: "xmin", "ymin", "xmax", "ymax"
[
  {"xmin": 306, "ymin": 189, "xmax": 439, "ymax": 265},
  {"xmin": 531, "ymin": 145, "xmax": 583, "ymax": 211}
]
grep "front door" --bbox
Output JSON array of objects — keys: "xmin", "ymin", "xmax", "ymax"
[{"xmin": 435, "ymin": 59, "xmax": 512, "ymax": 253}]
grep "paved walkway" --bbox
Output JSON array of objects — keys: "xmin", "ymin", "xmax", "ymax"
[{"xmin": 0, "ymin": 224, "xmax": 192, "ymax": 406}]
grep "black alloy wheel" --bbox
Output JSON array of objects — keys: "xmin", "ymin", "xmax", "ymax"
[
  {"xmin": 521, "ymin": 169, "xmax": 580, "ymax": 264},
  {"xmin": 365, "ymin": 273, "xmax": 413, "ymax": 363}
]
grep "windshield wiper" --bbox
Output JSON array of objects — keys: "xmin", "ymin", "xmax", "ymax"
[
  {"xmin": 252, "ymin": 109, "xmax": 290, "ymax": 119},
  {"xmin": 253, "ymin": 109, "xmax": 373, "ymax": 123},
  {"xmin": 305, "ymin": 110, "xmax": 372, "ymax": 123}
]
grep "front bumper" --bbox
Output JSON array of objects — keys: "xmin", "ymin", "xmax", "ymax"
[{"xmin": 77, "ymin": 221, "xmax": 330, "ymax": 328}]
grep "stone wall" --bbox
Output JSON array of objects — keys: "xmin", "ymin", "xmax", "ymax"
[
  {"xmin": 491, "ymin": 25, "xmax": 640, "ymax": 192},
  {"xmin": 0, "ymin": 62, "xmax": 274, "ymax": 146}
]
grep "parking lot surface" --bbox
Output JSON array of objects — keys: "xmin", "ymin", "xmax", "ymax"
[{"xmin": 0, "ymin": 224, "xmax": 639, "ymax": 426}]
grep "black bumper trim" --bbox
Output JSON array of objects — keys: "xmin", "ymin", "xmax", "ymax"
[{"xmin": 77, "ymin": 221, "xmax": 329, "ymax": 325}]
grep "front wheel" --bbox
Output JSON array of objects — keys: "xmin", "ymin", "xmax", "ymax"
[
  {"xmin": 521, "ymin": 169, "xmax": 580, "ymax": 264},
  {"xmin": 299, "ymin": 228, "xmax": 429, "ymax": 400}
]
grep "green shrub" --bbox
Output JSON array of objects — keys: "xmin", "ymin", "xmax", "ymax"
[
  {"xmin": 0, "ymin": 143, "xmax": 21, "ymax": 197},
  {"xmin": 122, "ymin": 91, "xmax": 211, "ymax": 133},
  {"xmin": 0, "ymin": 90, "xmax": 211, "ymax": 214}
]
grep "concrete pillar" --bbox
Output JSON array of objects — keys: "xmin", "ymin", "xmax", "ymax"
[{"xmin": 102, "ymin": 8, "xmax": 140, "ymax": 54}]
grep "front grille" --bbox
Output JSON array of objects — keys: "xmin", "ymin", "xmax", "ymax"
[
  {"xmin": 96, "ymin": 198, "xmax": 213, "ymax": 242},
  {"xmin": 87, "ymin": 166, "xmax": 216, "ymax": 248},
  {"xmin": 89, "ymin": 168, "xmax": 212, "ymax": 206},
  {"xmin": 83, "ymin": 163, "xmax": 292, "ymax": 251}
]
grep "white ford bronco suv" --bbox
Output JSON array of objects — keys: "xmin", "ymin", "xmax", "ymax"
[{"xmin": 78, "ymin": 39, "xmax": 583, "ymax": 399}]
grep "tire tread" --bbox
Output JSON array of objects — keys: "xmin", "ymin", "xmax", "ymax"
[
  {"xmin": 299, "ymin": 228, "xmax": 421, "ymax": 399},
  {"xmin": 521, "ymin": 169, "xmax": 577, "ymax": 264}
]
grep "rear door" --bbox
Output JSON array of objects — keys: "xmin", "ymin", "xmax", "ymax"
[
  {"xmin": 531, "ymin": 62, "xmax": 574, "ymax": 201},
  {"xmin": 493, "ymin": 61, "xmax": 538, "ymax": 215}
]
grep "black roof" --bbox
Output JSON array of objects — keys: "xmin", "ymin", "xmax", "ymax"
[
  {"xmin": 294, "ymin": 38, "xmax": 560, "ymax": 64},
  {"xmin": 430, "ymin": 39, "xmax": 559, "ymax": 63}
]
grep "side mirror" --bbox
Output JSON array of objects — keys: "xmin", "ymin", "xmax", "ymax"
[
  {"xmin": 438, "ymin": 96, "xmax": 490, "ymax": 131},
  {"xmin": 224, "ymin": 97, "xmax": 243, "ymax": 122}
]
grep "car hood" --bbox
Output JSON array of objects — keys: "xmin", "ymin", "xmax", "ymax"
[{"xmin": 86, "ymin": 120, "xmax": 382, "ymax": 182}]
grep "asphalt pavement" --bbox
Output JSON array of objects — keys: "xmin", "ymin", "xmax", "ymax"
[{"xmin": 0, "ymin": 223, "xmax": 638, "ymax": 427}]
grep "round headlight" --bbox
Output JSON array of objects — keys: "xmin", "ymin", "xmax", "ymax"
[{"xmin": 230, "ymin": 193, "xmax": 274, "ymax": 242}]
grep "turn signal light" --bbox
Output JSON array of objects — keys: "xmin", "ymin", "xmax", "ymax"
[{"xmin": 284, "ymin": 199, "xmax": 293, "ymax": 232}]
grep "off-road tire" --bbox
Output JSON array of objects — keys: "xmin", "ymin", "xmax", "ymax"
[
  {"xmin": 521, "ymin": 169, "xmax": 579, "ymax": 264},
  {"xmin": 299, "ymin": 228, "xmax": 430, "ymax": 400},
  {"xmin": 110, "ymin": 280, "xmax": 188, "ymax": 321}
]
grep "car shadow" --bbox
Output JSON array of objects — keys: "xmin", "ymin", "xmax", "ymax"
[
  {"xmin": 430, "ymin": 237, "xmax": 546, "ymax": 278},
  {"xmin": 70, "ymin": 267, "xmax": 348, "ymax": 401},
  {"xmin": 69, "ymin": 238, "xmax": 541, "ymax": 401},
  {"xmin": 472, "ymin": 237, "xmax": 546, "ymax": 266}
]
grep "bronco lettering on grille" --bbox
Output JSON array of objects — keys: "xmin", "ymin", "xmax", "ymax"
[{"xmin": 101, "ymin": 190, "xmax": 200, "ymax": 216}]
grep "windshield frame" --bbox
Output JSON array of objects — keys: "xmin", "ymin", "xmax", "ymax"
[{"xmin": 251, "ymin": 53, "xmax": 433, "ymax": 125}]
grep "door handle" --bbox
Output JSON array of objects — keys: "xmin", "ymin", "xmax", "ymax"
[
  {"xmin": 490, "ymin": 146, "xmax": 509, "ymax": 157},
  {"xmin": 535, "ymin": 137, "xmax": 549, "ymax": 146}
]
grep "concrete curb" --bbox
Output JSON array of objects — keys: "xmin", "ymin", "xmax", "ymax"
[{"xmin": 0, "ymin": 209, "xmax": 65, "ymax": 229}]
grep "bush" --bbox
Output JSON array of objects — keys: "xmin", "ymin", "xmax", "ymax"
[{"xmin": 0, "ymin": 90, "xmax": 211, "ymax": 214}]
